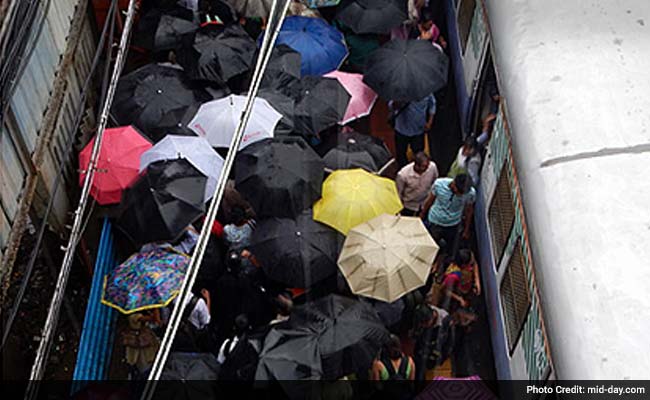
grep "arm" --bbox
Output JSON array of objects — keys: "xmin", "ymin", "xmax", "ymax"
[
  {"xmin": 419, "ymin": 192, "xmax": 436, "ymax": 220},
  {"xmin": 408, "ymin": 357, "xmax": 416, "ymax": 380},
  {"xmin": 201, "ymin": 288, "xmax": 211, "ymax": 313},
  {"xmin": 473, "ymin": 261, "xmax": 481, "ymax": 296},
  {"xmin": 447, "ymin": 289, "xmax": 469, "ymax": 308}
]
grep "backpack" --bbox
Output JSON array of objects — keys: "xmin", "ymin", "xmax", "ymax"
[
  {"xmin": 379, "ymin": 354, "xmax": 413, "ymax": 400},
  {"xmin": 381, "ymin": 354, "xmax": 409, "ymax": 381}
]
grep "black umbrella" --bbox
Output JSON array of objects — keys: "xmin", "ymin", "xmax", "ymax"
[
  {"xmin": 323, "ymin": 147, "xmax": 377, "ymax": 172},
  {"xmin": 235, "ymin": 137, "xmax": 324, "ymax": 218},
  {"xmin": 179, "ymin": 24, "xmax": 256, "ymax": 85},
  {"xmin": 259, "ymin": 44, "xmax": 302, "ymax": 90},
  {"xmin": 250, "ymin": 209, "xmax": 342, "ymax": 288},
  {"xmin": 336, "ymin": 0, "xmax": 407, "ymax": 35},
  {"xmin": 363, "ymin": 39, "xmax": 449, "ymax": 102},
  {"xmin": 256, "ymin": 88, "xmax": 295, "ymax": 135},
  {"xmin": 318, "ymin": 130, "xmax": 393, "ymax": 171},
  {"xmin": 257, "ymin": 295, "xmax": 390, "ymax": 383},
  {"xmin": 112, "ymin": 64, "xmax": 212, "ymax": 141},
  {"xmin": 158, "ymin": 352, "xmax": 219, "ymax": 400},
  {"xmin": 133, "ymin": 7, "xmax": 197, "ymax": 52},
  {"xmin": 117, "ymin": 159, "xmax": 207, "ymax": 245},
  {"xmin": 285, "ymin": 76, "xmax": 351, "ymax": 138}
]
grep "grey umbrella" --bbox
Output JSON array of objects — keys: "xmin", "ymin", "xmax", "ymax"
[{"xmin": 226, "ymin": 0, "xmax": 273, "ymax": 17}]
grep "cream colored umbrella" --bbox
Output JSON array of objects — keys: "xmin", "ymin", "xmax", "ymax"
[{"xmin": 338, "ymin": 214, "xmax": 439, "ymax": 302}]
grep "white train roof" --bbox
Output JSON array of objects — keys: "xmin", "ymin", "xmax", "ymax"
[{"xmin": 485, "ymin": 0, "xmax": 650, "ymax": 379}]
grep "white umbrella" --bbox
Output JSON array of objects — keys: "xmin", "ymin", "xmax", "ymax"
[
  {"xmin": 188, "ymin": 95, "xmax": 282, "ymax": 150},
  {"xmin": 139, "ymin": 135, "xmax": 225, "ymax": 201}
]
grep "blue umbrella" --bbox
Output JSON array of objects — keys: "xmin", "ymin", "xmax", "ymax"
[{"xmin": 270, "ymin": 16, "xmax": 348, "ymax": 76}]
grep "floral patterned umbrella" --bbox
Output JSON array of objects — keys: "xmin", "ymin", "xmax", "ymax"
[
  {"xmin": 101, "ymin": 247, "xmax": 189, "ymax": 314},
  {"xmin": 305, "ymin": 0, "xmax": 341, "ymax": 8}
]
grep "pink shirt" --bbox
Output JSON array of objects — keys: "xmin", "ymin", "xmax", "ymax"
[{"xmin": 395, "ymin": 161, "xmax": 439, "ymax": 211}]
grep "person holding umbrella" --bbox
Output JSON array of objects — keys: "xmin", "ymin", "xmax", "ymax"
[{"xmin": 388, "ymin": 92, "xmax": 436, "ymax": 168}]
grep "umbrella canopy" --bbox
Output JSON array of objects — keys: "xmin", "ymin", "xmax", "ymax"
[
  {"xmin": 313, "ymin": 169, "xmax": 402, "ymax": 235},
  {"xmin": 79, "ymin": 126, "xmax": 152, "ymax": 205},
  {"xmin": 323, "ymin": 147, "xmax": 377, "ymax": 172},
  {"xmin": 133, "ymin": 8, "xmax": 196, "ymax": 52},
  {"xmin": 418, "ymin": 376, "xmax": 496, "ymax": 400},
  {"xmin": 323, "ymin": 71, "xmax": 378, "ymax": 125},
  {"xmin": 259, "ymin": 44, "xmax": 302, "ymax": 90},
  {"xmin": 336, "ymin": 0, "xmax": 407, "ymax": 35},
  {"xmin": 188, "ymin": 94, "xmax": 282, "ymax": 150},
  {"xmin": 338, "ymin": 214, "xmax": 439, "ymax": 302},
  {"xmin": 274, "ymin": 16, "xmax": 348, "ymax": 76},
  {"xmin": 363, "ymin": 39, "xmax": 449, "ymax": 102},
  {"xmin": 179, "ymin": 24, "xmax": 256, "ymax": 85},
  {"xmin": 140, "ymin": 135, "xmax": 224, "ymax": 202},
  {"xmin": 256, "ymin": 88, "xmax": 296, "ymax": 135},
  {"xmin": 286, "ymin": 76, "xmax": 351, "ymax": 137},
  {"xmin": 319, "ymin": 130, "xmax": 393, "ymax": 172},
  {"xmin": 368, "ymin": 298, "xmax": 405, "ymax": 328},
  {"xmin": 258, "ymin": 294, "xmax": 389, "ymax": 382},
  {"xmin": 250, "ymin": 209, "xmax": 342, "ymax": 288},
  {"xmin": 117, "ymin": 159, "xmax": 207, "ymax": 245},
  {"xmin": 101, "ymin": 246, "xmax": 189, "ymax": 314},
  {"xmin": 158, "ymin": 352, "xmax": 220, "ymax": 400},
  {"xmin": 112, "ymin": 64, "xmax": 212, "ymax": 141},
  {"xmin": 226, "ymin": 0, "xmax": 273, "ymax": 17},
  {"xmin": 235, "ymin": 137, "xmax": 324, "ymax": 218}
]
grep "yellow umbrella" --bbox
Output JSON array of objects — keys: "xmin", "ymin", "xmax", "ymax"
[
  {"xmin": 338, "ymin": 214, "xmax": 439, "ymax": 302},
  {"xmin": 313, "ymin": 169, "xmax": 402, "ymax": 235}
]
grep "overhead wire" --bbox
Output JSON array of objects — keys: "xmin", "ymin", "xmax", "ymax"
[
  {"xmin": 139, "ymin": 0, "xmax": 293, "ymax": 398},
  {"xmin": 0, "ymin": 0, "xmax": 119, "ymax": 351},
  {"xmin": 24, "ymin": 0, "xmax": 138, "ymax": 398}
]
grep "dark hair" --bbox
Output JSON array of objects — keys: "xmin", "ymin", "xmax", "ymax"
[
  {"xmin": 453, "ymin": 174, "xmax": 471, "ymax": 193},
  {"xmin": 456, "ymin": 249, "xmax": 472, "ymax": 265},
  {"xmin": 414, "ymin": 151, "xmax": 430, "ymax": 166},
  {"xmin": 463, "ymin": 136, "xmax": 480, "ymax": 156},
  {"xmin": 231, "ymin": 206, "xmax": 247, "ymax": 226},
  {"xmin": 385, "ymin": 334, "xmax": 402, "ymax": 360},
  {"xmin": 419, "ymin": 9, "xmax": 434, "ymax": 24},
  {"xmin": 234, "ymin": 314, "xmax": 249, "ymax": 335}
]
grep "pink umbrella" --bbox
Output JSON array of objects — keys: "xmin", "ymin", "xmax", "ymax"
[{"xmin": 324, "ymin": 71, "xmax": 378, "ymax": 125}]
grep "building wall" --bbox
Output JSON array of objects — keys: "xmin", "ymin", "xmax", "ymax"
[{"xmin": 1, "ymin": 0, "xmax": 96, "ymax": 259}]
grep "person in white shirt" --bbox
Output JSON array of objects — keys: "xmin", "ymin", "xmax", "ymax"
[
  {"xmin": 218, "ymin": 314, "xmax": 250, "ymax": 363},
  {"xmin": 395, "ymin": 152, "xmax": 439, "ymax": 216}
]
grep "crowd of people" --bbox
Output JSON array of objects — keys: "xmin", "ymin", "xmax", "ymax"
[{"xmin": 108, "ymin": 0, "xmax": 500, "ymax": 396}]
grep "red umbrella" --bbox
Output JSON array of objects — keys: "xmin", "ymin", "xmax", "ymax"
[{"xmin": 79, "ymin": 126, "xmax": 152, "ymax": 205}]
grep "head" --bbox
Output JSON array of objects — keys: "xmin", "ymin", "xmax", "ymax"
[
  {"xmin": 234, "ymin": 314, "xmax": 250, "ymax": 335},
  {"xmin": 414, "ymin": 305, "xmax": 434, "ymax": 328},
  {"xmin": 385, "ymin": 334, "xmax": 402, "ymax": 360},
  {"xmin": 456, "ymin": 248, "xmax": 472, "ymax": 266},
  {"xmin": 413, "ymin": 152, "xmax": 430, "ymax": 174},
  {"xmin": 418, "ymin": 9, "xmax": 434, "ymax": 31},
  {"xmin": 461, "ymin": 136, "xmax": 479, "ymax": 157},
  {"xmin": 451, "ymin": 174, "xmax": 471, "ymax": 195},
  {"xmin": 231, "ymin": 206, "xmax": 247, "ymax": 226}
]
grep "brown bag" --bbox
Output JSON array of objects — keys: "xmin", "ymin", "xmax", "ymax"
[{"xmin": 122, "ymin": 328, "xmax": 156, "ymax": 348}]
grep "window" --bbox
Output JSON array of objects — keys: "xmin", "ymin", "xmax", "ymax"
[
  {"xmin": 500, "ymin": 239, "xmax": 531, "ymax": 353},
  {"xmin": 488, "ymin": 164, "xmax": 515, "ymax": 266},
  {"xmin": 457, "ymin": 0, "xmax": 477, "ymax": 54}
]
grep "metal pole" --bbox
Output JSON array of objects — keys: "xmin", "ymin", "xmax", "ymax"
[
  {"xmin": 139, "ymin": 1, "xmax": 291, "ymax": 398},
  {"xmin": 24, "ymin": 0, "xmax": 137, "ymax": 397}
]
